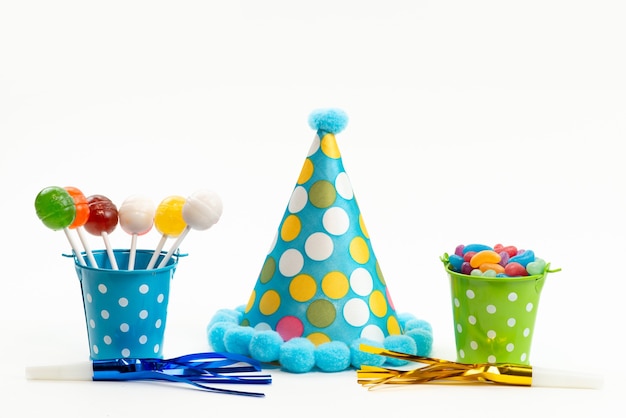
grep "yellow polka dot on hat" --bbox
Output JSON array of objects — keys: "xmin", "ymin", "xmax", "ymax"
[{"xmin": 207, "ymin": 109, "xmax": 433, "ymax": 373}]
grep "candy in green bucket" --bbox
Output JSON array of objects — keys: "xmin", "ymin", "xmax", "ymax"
[{"xmin": 441, "ymin": 253, "xmax": 560, "ymax": 365}]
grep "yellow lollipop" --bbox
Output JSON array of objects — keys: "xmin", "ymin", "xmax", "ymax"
[{"xmin": 146, "ymin": 195, "xmax": 187, "ymax": 270}]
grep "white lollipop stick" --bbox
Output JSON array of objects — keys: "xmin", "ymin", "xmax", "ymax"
[
  {"xmin": 128, "ymin": 234, "xmax": 138, "ymax": 271},
  {"xmin": 146, "ymin": 235, "xmax": 168, "ymax": 270},
  {"xmin": 76, "ymin": 227, "xmax": 98, "ymax": 268},
  {"xmin": 157, "ymin": 226, "xmax": 190, "ymax": 269},
  {"xmin": 101, "ymin": 231, "xmax": 118, "ymax": 270},
  {"xmin": 63, "ymin": 228, "xmax": 86, "ymax": 266}
]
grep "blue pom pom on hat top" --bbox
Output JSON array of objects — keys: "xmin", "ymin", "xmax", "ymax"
[{"xmin": 307, "ymin": 108, "xmax": 349, "ymax": 134}]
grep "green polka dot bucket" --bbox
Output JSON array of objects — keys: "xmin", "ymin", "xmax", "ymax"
[
  {"xmin": 74, "ymin": 249, "xmax": 178, "ymax": 360},
  {"xmin": 441, "ymin": 254, "xmax": 558, "ymax": 365}
]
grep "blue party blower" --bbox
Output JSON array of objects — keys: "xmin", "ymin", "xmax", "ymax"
[{"xmin": 25, "ymin": 352, "xmax": 272, "ymax": 397}]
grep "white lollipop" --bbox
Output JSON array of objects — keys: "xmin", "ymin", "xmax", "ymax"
[
  {"xmin": 119, "ymin": 195, "xmax": 155, "ymax": 270},
  {"xmin": 157, "ymin": 189, "xmax": 223, "ymax": 268}
]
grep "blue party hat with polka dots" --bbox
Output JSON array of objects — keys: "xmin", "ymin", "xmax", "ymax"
[{"xmin": 207, "ymin": 109, "xmax": 433, "ymax": 373}]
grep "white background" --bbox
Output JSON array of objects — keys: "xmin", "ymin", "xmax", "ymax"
[{"xmin": 2, "ymin": 1, "xmax": 624, "ymax": 416}]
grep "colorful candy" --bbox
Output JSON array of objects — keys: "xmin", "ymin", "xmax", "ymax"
[
  {"xmin": 448, "ymin": 254, "xmax": 464, "ymax": 271},
  {"xmin": 504, "ymin": 262, "xmax": 528, "ymax": 277},
  {"xmin": 469, "ymin": 250, "xmax": 500, "ymax": 268},
  {"xmin": 64, "ymin": 187, "xmax": 89, "ymax": 229},
  {"xmin": 85, "ymin": 195, "xmax": 118, "ymax": 236},
  {"xmin": 65, "ymin": 186, "xmax": 98, "ymax": 268},
  {"xmin": 494, "ymin": 243, "xmax": 518, "ymax": 257},
  {"xmin": 526, "ymin": 259, "xmax": 547, "ymax": 276},
  {"xmin": 35, "ymin": 187, "xmax": 221, "ymax": 272},
  {"xmin": 119, "ymin": 195, "xmax": 155, "ymax": 270},
  {"xmin": 461, "ymin": 243, "xmax": 492, "ymax": 254},
  {"xmin": 479, "ymin": 262, "xmax": 505, "ymax": 274},
  {"xmin": 509, "ymin": 249, "xmax": 535, "ymax": 267},
  {"xmin": 85, "ymin": 195, "xmax": 119, "ymax": 269},
  {"xmin": 156, "ymin": 190, "xmax": 223, "ymax": 269},
  {"xmin": 154, "ymin": 196, "xmax": 187, "ymax": 236},
  {"xmin": 446, "ymin": 243, "xmax": 546, "ymax": 278},
  {"xmin": 181, "ymin": 189, "xmax": 224, "ymax": 231},
  {"xmin": 35, "ymin": 186, "xmax": 76, "ymax": 231},
  {"xmin": 146, "ymin": 195, "xmax": 187, "ymax": 269},
  {"xmin": 35, "ymin": 186, "xmax": 86, "ymax": 266}
]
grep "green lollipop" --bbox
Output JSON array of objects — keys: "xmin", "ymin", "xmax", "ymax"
[
  {"xmin": 35, "ymin": 186, "xmax": 85, "ymax": 265},
  {"xmin": 35, "ymin": 186, "xmax": 76, "ymax": 229}
]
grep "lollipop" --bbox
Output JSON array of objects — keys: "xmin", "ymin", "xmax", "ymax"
[
  {"xmin": 118, "ymin": 195, "xmax": 155, "ymax": 270},
  {"xmin": 84, "ymin": 194, "xmax": 119, "ymax": 269},
  {"xmin": 64, "ymin": 186, "xmax": 98, "ymax": 268},
  {"xmin": 34, "ymin": 186, "xmax": 84, "ymax": 266},
  {"xmin": 146, "ymin": 195, "xmax": 187, "ymax": 270},
  {"xmin": 157, "ymin": 189, "xmax": 223, "ymax": 268}
]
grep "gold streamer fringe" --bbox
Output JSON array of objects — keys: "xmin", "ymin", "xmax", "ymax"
[{"xmin": 357, "ymin": 344, "xmax": 532, "ymax": 388}]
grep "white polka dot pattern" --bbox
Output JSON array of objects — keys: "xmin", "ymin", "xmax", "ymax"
[
  {"xmin": 241, "ymin": 131, "xmax": 402, "ymax": 347},
  {"xmin": 447, "ymin": 268, "xmax": 548, "ymax": 365},
  {"xmin": 77, "ymin": 249, "xmax": 176, "ymax": 360}
]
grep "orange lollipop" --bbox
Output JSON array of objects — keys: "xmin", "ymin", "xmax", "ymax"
[{"xmin": 65, "ymin": 186, "xmax": 98, "ymax": 268}]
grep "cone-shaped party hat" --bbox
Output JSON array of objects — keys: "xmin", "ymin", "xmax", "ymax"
[{"xmin": 207, "ymin": 109, "xmax": 433, "ymax": 373}]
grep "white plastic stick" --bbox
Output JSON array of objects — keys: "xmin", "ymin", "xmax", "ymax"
[
  {"xmin": 531, "ymin": 366, "xmax": 604, "ymax": 389},
  {"xmin": 25, "ymin": 362, "xmax": 93, "ymax": 381},
  {"xmin": 101, "ymin": 231, "xmax": 118, "ymax": 270},
  {"xmin": 76, "ymin": 227, "xmax": 98, "ymax": 268},
  {"xmin": 128, "ymin": 234, "xmax": 138, "ymax": 270},
  {"xmin": 63, "ymin": 228, "xmax": 86, "ymax": 266},
  {"xmin": 146, "ymin": 235, "xmax": 168, "ymax": 270},
  {"xmin": 157, "ymin": 226, "xmax": 190, "ymax": 269}
]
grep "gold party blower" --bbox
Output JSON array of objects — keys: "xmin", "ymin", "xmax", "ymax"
[{"xmin": 357, "ymin": 345, "xmax": 603, "ymax": 389}]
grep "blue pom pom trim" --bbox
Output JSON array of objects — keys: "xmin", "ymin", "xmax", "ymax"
[
  {"xmin": 307, "ymin": 108, "xmax": 349, "ymax": 134},
  {"xmin": 383, "ymin": 335, "xmax": 417, "ymax": 367},
  {"xmin": 279, "ymin": 338, "xmax": 316, "ymax": 373},
  {"xmin": 207, "ymin": 308, "xmax": 433, "ymax": 373},
  {"xmin": 315, "ymin": 341, "xmax": 351, "ymax": 372}
]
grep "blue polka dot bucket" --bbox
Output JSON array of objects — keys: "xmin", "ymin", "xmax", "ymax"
[{"xmin": 74, "ymin": 249, "xmax": 178, "ymax": 360}]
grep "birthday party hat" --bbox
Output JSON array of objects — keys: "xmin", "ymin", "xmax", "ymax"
[{"xmin": 207, "ymin": 109, "xmax": 433, "ymax": 373}]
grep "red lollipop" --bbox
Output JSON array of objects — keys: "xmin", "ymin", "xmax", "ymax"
[{"xmin": 85, "ymin": 194, "xmax": 119, "ymax": 269}]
